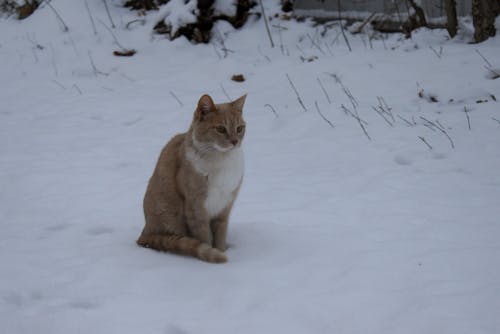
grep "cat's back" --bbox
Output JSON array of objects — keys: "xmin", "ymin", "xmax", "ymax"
[
  {"xmin": 148, "ymin": 133, "xmax": 187, "ymax": 191},
  {"xmin": 157, "ymin": 133, "xmax": 186, "ymax": 167}
]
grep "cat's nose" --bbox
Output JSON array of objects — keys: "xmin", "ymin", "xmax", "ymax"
[{"xmin": 231, "ymin": 138, "xmax": 239, "ymax": 146}]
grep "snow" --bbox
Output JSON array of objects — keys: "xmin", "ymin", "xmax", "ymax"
[
  {"xmin": 214, "ymin": 0, "xmax": 237, "ymax": 17},
  {"xmin": 1, "ymin": 1, "xmax": 500, "ymax": 333},
  {"xmin": 156, "ymin": 0, "xmax": 198, "ymax": 38}
]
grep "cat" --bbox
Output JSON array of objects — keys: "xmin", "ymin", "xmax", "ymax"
[{"xmin": 137, "ymin": 94, "xmax": 247, "ymax": 263}]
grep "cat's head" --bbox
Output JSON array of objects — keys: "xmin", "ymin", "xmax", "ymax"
[{"xmin": 191, "ymin": 94, "xmax": 247, "ymax": 153}]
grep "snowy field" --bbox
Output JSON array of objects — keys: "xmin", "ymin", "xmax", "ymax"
[{"xmin": 1, "ymin": 1, "xmax": 500, "ymax": 333}]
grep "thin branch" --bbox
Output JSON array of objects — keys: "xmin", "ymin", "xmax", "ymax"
[
  {"xmin": 315, "ymin": 101, "xmax": 334, "ymax": 128},
  {"xmin": 277, "ymin": 22, "xmax": 285, "ymax": 56},
  {"xmin": 286, "ymin": 74, "xmax": 307, "ymax": 112},
  {"xmin": 85, "ymin": 0, "xmax": 97, "ymax": 35},
  {"xmin": 376, "ymin": 96, "xmax": 395, "ymax": 122},
  {"xmin": 329, "ymin": 73, "xmax": 358, "ymax": 109},
  {"xmin": 72, "ymin": 84, "xmax": 82, "ymax": 95},
  {"xmin": 463, "ymin": 106, "xmax": 471, "ymax": 130},
  {"xmin": 102, "ymin": 0, "xmax": 115, "ymax": 29},
  {"xmin": 342, "ymin": 104, "xmax": 371, "ymax": 140},
  {"xmin": 420, "ymin": 116, "xmax": 455, "ymax": 148},
  {"xmin": 258, "ymin": 0, "xmax": 274, "ymax": 48},
  {"xmin": 429, "ymin": 46, "xmax": 443, "ymax": 59},
  {"xmin": 51, "ymin": 79, "xmax": 65, "ymax": 90},
  {"xmin": 418, "ymin": 136, "xmax": 433, "ymax": 150},
  {"xmin": 220, "ymin": 83, "xmax": 231, "ymax": 101},
  {"xmin": 306, "ymin": 33, "xmax": 325, "ymax": 55},
  {"xmin": 492, "ymin": 117, "xmax": 500, "ymax": 125},
  {"xmin": 257, "ymin": 45, "xmax": 271, "ymax": 63},
  {"xmin": 88, "ymin": 51, "xmax": 109, "ymax": 76},
  {"xmin": 44, "ymin": 0, "xmax": 69, "ymax": 32},
  {"xmin": 295, "ymin": 44, "xmax": 306, "ymax": 56},
  {"xmin": 337, "ymin": 0, "xmax": 352, "ymax": 52},
  {"xmin": 330, "ymin": 29, "xmax": 343, "ymax": 46},
  {"xmin": 317, "ymin": 78, "xmax": 331, "ymax": 104},
  {"xmin": 475, "ymin": 49, "xmax": 492, "ymax": 67},
  {"xmin": 372, "ymin": 106, "xmax": 393, "ymax": 127},
  {"xmin": 126, "ymin": 19, "xmax": 146, "ymax": 30},
  {"xmin": 340, "ymin": 104, "xmax": 368, "ymax": 125},
  {"xmin": 397, "ymin": 114, "xmax": 415, "ymax": 126},
  {"xmin": 212, "ymin": 43, "xmax": 222, "ymax": 60},
  {"xmin": 170, "ymin": 91, "xmax": 183, "ymax": 107},
  {"xmin": 264, "ymin": 104, "xmax": 279, "ymax": 118},
  {"xmin": 49, "ymin": 44, "xmax": 58, "ymax": 77},
  {"xmin": 98, "ymin": 19, "xmax": 126, "ymax": 51}
]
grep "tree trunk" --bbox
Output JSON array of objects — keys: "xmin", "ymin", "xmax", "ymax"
[
  {"xmin": 472, "ymin": 0, "xmax": 500, "ymax": 43},
  {"xmin": 444, "ymin": 0, "xmax": 457, "ymax": 38}
]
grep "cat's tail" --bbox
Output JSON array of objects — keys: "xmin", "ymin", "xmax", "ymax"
[{"xmin": 136, "ymin": 234, "xmax": 227, "ymax": 264}]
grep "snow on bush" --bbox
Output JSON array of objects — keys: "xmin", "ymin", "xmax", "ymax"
[
  {"xmin": 214, "ymin": 0, "xmax": 237, "ymax": 17},
  {"xmin": 155, "ymin": 0, "xmax": 198, "ymax": 39}
]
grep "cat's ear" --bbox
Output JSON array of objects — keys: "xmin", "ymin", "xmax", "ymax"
[
  {"xmin": 196, "ymin": 94, "xmax": 216, "ymax": 120},
  {"xmin": 231, "ymin": 94, "xmax": 247, "ymax": 112}
]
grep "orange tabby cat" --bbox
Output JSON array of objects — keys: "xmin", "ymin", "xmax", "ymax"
[{"xmin": 137, "ymin": 94, "xmax": 247, "ymax": 263}]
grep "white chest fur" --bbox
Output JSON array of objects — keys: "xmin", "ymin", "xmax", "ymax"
[{"xmin": 186, "ymin": 147, "xmax": 244, "ymax": 217}]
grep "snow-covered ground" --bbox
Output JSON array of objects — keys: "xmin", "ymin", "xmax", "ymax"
[{"xmin": 1, "ymin": 1, "xmax": 500, "ymax": 333}]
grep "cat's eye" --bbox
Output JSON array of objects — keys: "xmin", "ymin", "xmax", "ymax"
[
  {"xmin": 215, "ymin": 126, "xmax": 227, "ymax": 134},
  {"xmin": 236, "ymin": 125, "xmax": 245, "ymax": 133}
]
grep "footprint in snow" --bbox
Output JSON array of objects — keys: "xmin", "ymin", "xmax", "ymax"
[
  {"xmin": 69, "ymin": 300, "xmax": 99, "ymax": 310},
  {"xmin": 44, "ymin": 223, "xmax": 69, "ymax": 232},
  {"xmin": 394, "ymin": 154, "xmax": 413, "ymax": 166},
  {"xmin": 86, "ymin": 226, "xmax": 114, "ymax": 236}
]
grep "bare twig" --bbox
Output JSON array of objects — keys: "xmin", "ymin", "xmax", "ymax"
[
  {"xmin": 372, "ymin": 106, "xmax": 393, "ymax": 127},
  {"xmin": 337, "ymin": 0, "xmax": 352, "ymax": 52},
  {"xmin": 324, "ymin": 42, "xmax": 334, "ymax": 56},
  {"xmin": 277, "ymin": 22, "xmax": 285, "ymax": 56},
  {"xmin": 44, "ymin": 0, "xmax": 69, "ymax": 32},
  {"xmin": 306, "ymin": 33, "xmax": 325, "ymax": 55},
  {"xmin": 317, "ymin": 78, "xmax": 332, "ymax": 104},
  {"xmin": 474, "ymin": 49, "xmax": 500, "ymax": 78},
  {"xmin": 98, "ymin": 19, "xmax": 126, "ymax": 50},
  {"xmin": 418, "ymin": 136, "xmax": 433, "ymax": 150},
  {"xmin": 126, "ymin": 19, "xmax": 146, "ymax": 30},
  {"xmin": 258, "ymin": 0, "xmax": 274, "ymax": 48},
  {"xmin": 330, "ymin": 29, "xmax": 343, "ymax": 46},
  {"xmin": 170, "ymin": 91, "xmax": 183, "ymax": 107},
  {"xmin": 85, "ymin": 0, "xmax": 97, "ymax": 35},
  {"xmin": 49, "ymin": 44, "xmax": 58, "ymax": 76},
  {"xmin": 340, "ymin": 104, "xmax": 368, "ymax": 125},
  {"xmin": 220, "ymin": 83, "xmax": 231, "ymax": 101},
  {"xmin": 342, "ymin": 104, "xmax": 371, "ymax": 140},
  {"xmin": 212, "ymin": 43, "xmax": 222, "ymax": 60},
  {"xmin": 214, "ymin": 27, "xmax": 234, "ymax": 58},
  {"xmin": 295, "ymin": 44, "xmax": 306, "ymax": 57},
  {"xmin": 72, "ymin": 84, "xmax": 82, "ymax": 95},
  {"xmin": 51, "ymin": 79, "xmax": 65, "ymax": 90},
  {"xmin": 286, "ymin": 74, "xmax": 307, "ymax": 112},
  {"xmin": 315, "ymin": 101, "xmax": 335, "ymax": 128},
  {"xmin": 492, "ymin": 117, "xmax": 500, "ymax": 125},
  {"xmin": 329, "ymin": 73, "xmax": 358, "ymax": 109},
  {"xmin": 352, "ymin": 13, "xmax": 376, "ymax": 34},
  {"xmin": 397, "ymin": 114, "xmax": 415, "ymax": 126},
  {"xmin": 264, "ymin": 104, "xmax": 279, "ymax": 118},
  {"xmin": 429, "ymin": 46, "xmax": 443, "ymax": 59},
  {"xmin": 257, "ymin": 45, "xmax": 271, "ymax": 63},
  {"xmin": 88, "ymin": 51, "xmax": 109, "ymax": 76},
  {"xmin": 376, "ymin": 96, "xmax": 395, "ymax": 122},
  {"xmin": 102, "ymin": 0, "xmax": 115, "ymax": 29},
  {"xmin": 475, "ymin": 49, "xmax": 492, "ymax": 67},
  {"xmin": 420, "ymin": 116, "xmax": 455, "ymax": 148},
  {"xmin": 464, "ymin": 106, "xmax": 471, "ymax": 130}
]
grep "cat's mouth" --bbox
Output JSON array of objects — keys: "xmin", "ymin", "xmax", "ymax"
[{"xmin": 213, "ymin": 143, "xmax": 236, "ymax": 152}]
